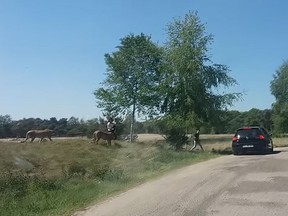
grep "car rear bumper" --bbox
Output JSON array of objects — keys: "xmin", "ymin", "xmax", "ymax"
[{"xmin": 232, "ymin": 143, "xmax": 268, "ymax": 154}]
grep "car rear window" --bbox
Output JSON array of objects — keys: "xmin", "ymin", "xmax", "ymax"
[{"xmin": 236, "ymin": 128, "xmax": 261, "ymax": 138}]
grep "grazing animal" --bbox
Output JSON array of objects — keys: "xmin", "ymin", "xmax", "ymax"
[
  {"xmin": 93, "ymin": 130, "xmax": 116, "ymax": 146},
  {"xmin": 21, "ymin": 129, "xmax": 53, "ymax": 143}
]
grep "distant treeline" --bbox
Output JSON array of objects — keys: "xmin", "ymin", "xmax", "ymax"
[
  {"xmin": 0, "ymin": 108, "xmax": 273, "ymax": 138},
  {"xmin": 0, "ymin": 115, "xmax": 158, "ymax": 138}
]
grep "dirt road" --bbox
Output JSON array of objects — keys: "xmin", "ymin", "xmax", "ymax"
[{"xmin": 74, "ymin": 148, "xmax": 288, "ymax": 216}]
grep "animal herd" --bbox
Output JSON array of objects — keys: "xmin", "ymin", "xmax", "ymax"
[{"xmin": 20, "ymin": 129, "xmax": 116, "ymax": 146}]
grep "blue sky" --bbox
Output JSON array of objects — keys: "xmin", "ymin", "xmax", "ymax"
[{"xmin": 0, "ymin": 0, "xmax": 287, "ymax": 120}]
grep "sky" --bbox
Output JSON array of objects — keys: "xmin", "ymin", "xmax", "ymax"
[{"xmin": 0, "ymin": 0, "xmax": 287, "ymax": 120}]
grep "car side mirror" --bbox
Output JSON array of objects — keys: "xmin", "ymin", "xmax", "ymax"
[{"xmin": 269, "ymin": 133, "xmax": 272, "ymax": 137}]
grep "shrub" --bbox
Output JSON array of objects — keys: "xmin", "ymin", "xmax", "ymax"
[
  {"xmin": 66, "ymin": 162, "xmax": 86, "ymax": 177},
  {"xmin": 157, "ymin": 115, "xmax": 190, "ymax": 150}
]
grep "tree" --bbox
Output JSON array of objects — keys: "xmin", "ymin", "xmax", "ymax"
[
  {"xmin": 222, "ymin": 110, "xmax": 244, "ymax": 133},
  {"xmin": 271, "ymin": 60, "xmax": 288, "ymax": 104},
  {"xmin": 243, "ymin": 108, "xmax": 262, "ymax": 126},
  {"xmin": 0, "ymin": 115, "xmax": 12, "ymax": 138},
  {"xmin": 271, "ymin": 103, "xmax": 288, "ymax": 133},
  {"xmin": 270, "ymin": 60, "xmax": 288, "ymax": 133},
  {"xmin": 94, "ymin": 33, "xmax": 163, "ymax": 142},
  {"xmin": 54, "ymin": 118, "xmax": 68, "ymax": 136},
  {"xmin": 157, "ymin": 11, "xmax": 240, "ymax": 148},
  {"xmin": 262, "ymin": 109, "xmax": 273, "ymax": 131},
  {"xmin": 66, "ymin": 117, "xmax": 87, "ymax": 136}
]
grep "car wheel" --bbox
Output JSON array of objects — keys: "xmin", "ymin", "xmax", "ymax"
[
  {"xmin": 269, "ymin": 146, "xmax": 274, "ymax": 154},
  {"xmin": 266, "ymin": 143, "xmax": 273, "ymax": 154}
]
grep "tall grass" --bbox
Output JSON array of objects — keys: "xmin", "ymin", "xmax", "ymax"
[{"xmin": 3, "ymin": 134, "xmax": 286, "ymax": 216}]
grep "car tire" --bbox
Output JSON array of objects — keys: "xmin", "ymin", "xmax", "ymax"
[
  {"xmin": 266, "ymin": 143, "xmax": 273, "ymax": 154},
  {"xmin": 269, "ymin": 147, "xmax": 274, "ymax": 154}
]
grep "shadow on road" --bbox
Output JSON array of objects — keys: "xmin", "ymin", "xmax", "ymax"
[
  {"xmin": 235, "ymin": 150, "xmax": 281, "ymax": 156},
  {"xmin": 212, "ymin": 149, "xmax": 282, "ymax": 156},
  {"xmin": 211, "ymin": 148, "xmax": 232, "ymax": 155}
]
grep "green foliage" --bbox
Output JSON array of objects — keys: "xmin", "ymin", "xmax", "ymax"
[
  {"xmin": 219, "ymin": 110, "xmax": 244, "ymax": 133},
  {"xmin": 94, "ymin": 33, "xmax": 163, "ymax": 140},
  {"xmin": 165, "ymin": 130, "xmax": 188, "ymax": 150},
  {"xmin": 66, "ymin": 162, "xmax": 86, "ymax": 177},
  {"xmin": 92, "ymin": 11, "xmax": 241, "ymax": 146},
  {"xmin": 0, "ymin": 171, "xmax": 64, "ymax": 202},
  {"xmin": 211, "ymin": 109, "xmax": 273, "ymax": 134},
  {"xmin": 156, "ymin": 115, "xmax": 189, "ymax": 150},
  {"xmin": 271, "ymin": 103, "xmax": 288, "ymax": 134},
  {"xmin": 94, "ymin": 33, "xmax": 163, "ymax": 115},
  {"xmin": 0, "ymin": 115, "xmax": 13, "ymax": 138},
  {"xmin": 89, "ymin": 166, "xmax": 124, "ymax": 182},
  {"xmin": 63, "ymin": 163, "xmax": 125, "ymax": 182},
  {"xmin": 160, "ymin": 11, "xmax": 239, "ymax": 120},
  {"xmin": 0, "ymin": 171, "xmax": 30, "ymax": 198},
  {"xmin": 0, "ymin": 116, "xmax": 103, "ymax": 138},
  {"xmin": 156, "ymin": 11, "xmax": 240, "ymax": 147},
  {"xmin": 271, "ymin": 60, "xmax": 288, "ymax": 103},
  {"xmin": 0, "ymin": 108, "xmax": 274, "ymax": 138},
  {"xmin": 85, "ymin": 118, "xmax": 100, "ymax": 138},
  {"xmin": 271, "ymin": 60, "xmax": 288, "ymax": 133}
]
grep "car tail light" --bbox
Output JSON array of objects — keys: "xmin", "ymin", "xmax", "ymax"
[
  {"xmin": 232, "ymin": 136, "xmax": 238, "ymax": 141},
  {"xmin": 259, "ymin": 135, "xmax": 265, "ymax": 140}
]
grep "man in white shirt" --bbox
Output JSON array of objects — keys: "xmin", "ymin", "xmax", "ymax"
[{"xmin": 106, "ymin": 117, "xmax": 116, "ymax": 133}]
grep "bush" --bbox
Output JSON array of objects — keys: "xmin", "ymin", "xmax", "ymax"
[
  {"xmin": 0, "ymin": 171, "xmax": 30, "ymax": 198},
  {"xmin": 164, "ymin": 129, "xmax": 188, "ymax": 150},
  {"xmin": 34, "ymin": 177, "xmax": 64, "ymax": 191},
  {"xmin": 66, "ymin": 162, "xmax": 86, "ymax": 177},
  {"xmin": 157, "ymin": 115, "xmax": 190, "ymax": 150},
  {"xmin": 0, "ymin": 171, "xmax": 64, "ymax": 199},
  {"xmin": 89, "ymin": 166, "xmax": 124, "ymax": 181}
]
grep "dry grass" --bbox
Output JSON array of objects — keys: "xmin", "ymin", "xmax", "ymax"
[
  {"xmin": 0, "ymin": 138, "xmax": 117, "ymax": 177},
  {"xmin": 0, "ymin": 136, "xmax": 223, "ymax": 216},
  {"xmin": 137, "ymin": 134, "xmax": 164, "ymax": 142},
  {"xmin": 2, "ymin": 133, "xmax": 286, "ymax": 215},
  {"xmin": 0, "ymin": 133, "xmax": 285, "ymax": 183},
  {"xmin": 272, "ymin": 137, "xmax": 288, "ymax": 147},
  {"xmin": 0, "ymin": 134, "xmax": 230, "ymax": 177}
]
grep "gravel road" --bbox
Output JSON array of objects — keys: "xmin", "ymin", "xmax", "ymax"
[{"xmin": 74, "ymin": 148, "xmax": 288, "ymax": 216}]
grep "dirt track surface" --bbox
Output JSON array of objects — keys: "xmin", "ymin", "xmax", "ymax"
[{"xmin": 74, "ymin": 147, "xmax": 288, "ymax": 216}]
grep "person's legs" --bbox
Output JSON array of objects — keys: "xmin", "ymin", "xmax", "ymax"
[
  {"xmin": 190, "ymin": 140, "xmax": 204, "ymax": 151},
  {"xmin": 198, "ymin": 141, "xmax": 204, "ymax": 151},
  {"xmin": 190, "ymin": 140, "xmax": 197, "ymax": 151}
]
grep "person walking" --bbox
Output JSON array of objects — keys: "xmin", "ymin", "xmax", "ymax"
[{"xmin": 190, "ymin": 129, "xmax": 204, "ymax": 151}]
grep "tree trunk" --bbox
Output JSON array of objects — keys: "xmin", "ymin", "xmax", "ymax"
[{"xmin": 130, "ymin": 102, "xmax": 136, "ymax": 142}]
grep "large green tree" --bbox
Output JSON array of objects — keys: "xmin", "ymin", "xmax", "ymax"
[
  {"xmin": 94, "ymin": 33, "xmax": 163, "ymax": 141},
  {"xmin": 270, "ymin": 60, "xmax": 288, "ymax": 133},
  {"xmin": 157, "ymin": 11, "xmax": 240, "ymax": 148}
]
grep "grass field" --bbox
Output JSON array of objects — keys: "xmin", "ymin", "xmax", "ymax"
[{"xmin": 0, "ymin": 134, "xmax": 287, "ymax": 216}]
